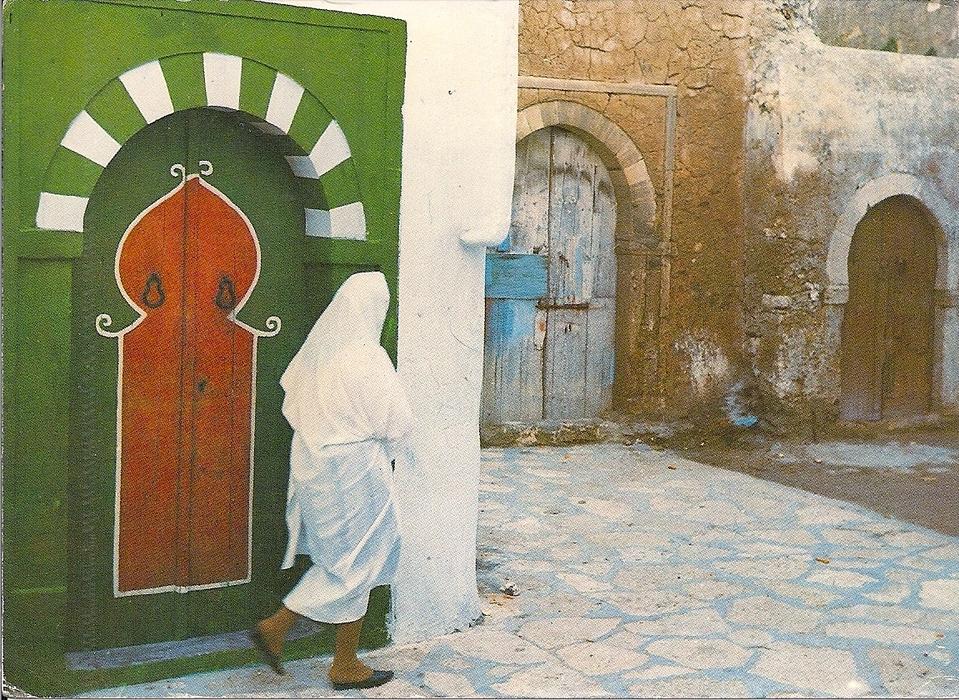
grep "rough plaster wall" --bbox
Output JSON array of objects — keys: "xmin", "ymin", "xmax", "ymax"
[
  {"xmin": 518, "ymin": 0, "xmax": 757, "ymax": 417},
  {"xmin": 745, "ymin": 0, "xmax": 959, "ymax": 423},
  {"xmin": 262, "ymin": 0, "xmax": 520, "ymax": 641},
  {"xmin": 813, "ymin": 0, "xmax": 959, "ymax": 57}
]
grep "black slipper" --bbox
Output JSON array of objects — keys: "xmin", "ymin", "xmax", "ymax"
[
  {"xmin": 248, "ymin": 627, "xmax": 285, "ymax": 675},
  {"xmin": 330, "ymin": 669, "xmax": 394, "ymax": 690}
]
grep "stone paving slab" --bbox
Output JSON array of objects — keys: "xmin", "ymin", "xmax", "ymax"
[{"xmin": 85, "ymin": 445, "xmax": 959, "ymax": 698}]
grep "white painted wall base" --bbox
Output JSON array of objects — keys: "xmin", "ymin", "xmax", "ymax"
[{"xmin": 260, "ymin": 0, "xmax": 519, "ymax": 641}]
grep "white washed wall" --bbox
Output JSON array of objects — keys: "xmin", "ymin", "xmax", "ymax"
[
  {"xmin": 745, "ymin": 8, "xmax": 959, "ymax": 415},
  {"xmin": 260, "ymin": 0, "xmax": 520, "ymax": 641}
]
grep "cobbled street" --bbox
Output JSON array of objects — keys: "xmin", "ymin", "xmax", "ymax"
[{"xmin": 88, "ymin": 445, "xmax": 959, "ymax": 698}]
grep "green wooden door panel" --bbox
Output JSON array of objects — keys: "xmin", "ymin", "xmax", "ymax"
[
  {"xmin": 2, "ymin": 0, "xmax": 405, "ymax": 692},
  {"xmin": 69, "ymin": 112, "xmax": 188, "ymax": 651},
  {"xmin": 7, "ymin": 259, "xmax": 73, "ymax": 589}
]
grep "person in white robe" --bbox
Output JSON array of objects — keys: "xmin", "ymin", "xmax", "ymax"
[{"xmin": 250, "ymin": 271, "xmax": 413, "ymax": 690}]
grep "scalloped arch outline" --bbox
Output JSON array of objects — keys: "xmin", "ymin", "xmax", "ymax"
[{"xmin": 35, "ymin": 52, "xmax": 366, "ymax": 240}]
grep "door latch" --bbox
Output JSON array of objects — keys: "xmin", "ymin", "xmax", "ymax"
[
  {"xmin": 215, "ymin": 276, "xmax": 238, "ymax": 310},
  {"xmin": 536, "ymin": 300, "xmax": 589, "ymax": 310},
  {"xmin": 141, "ymin": 272, "xmax": 166, "ymax": 309}
]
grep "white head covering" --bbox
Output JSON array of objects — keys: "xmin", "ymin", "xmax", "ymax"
[{"xmin": 280, "ymin": 271, "xmax": 412, "ymax": 450}]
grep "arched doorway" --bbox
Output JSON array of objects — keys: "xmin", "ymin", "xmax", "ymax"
[
  {"xmin": 840, "ymin": 195, "xmax": 938, "ymax": 421},
  {"xmin": 69, "ymin": 108, "xmax": 310, "ymax": 650},
  {"xmin": 482, "ymin": 126, "xmax": 617, "ymax": 424},
  {"xmin": 3, "ymin": 6, "xmax": 407, "ymax": 684}
]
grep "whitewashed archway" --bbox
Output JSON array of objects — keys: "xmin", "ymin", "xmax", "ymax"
[{"xmin": 826, "ymin": 173, "xmax": 959, "ymax": 413}]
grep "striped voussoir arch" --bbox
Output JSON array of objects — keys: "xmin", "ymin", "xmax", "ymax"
[{"xmin": 36, "ymin": 52, "xmax": 366, "ymax": 240}]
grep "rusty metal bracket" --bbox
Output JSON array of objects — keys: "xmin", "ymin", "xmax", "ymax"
[{"xmin": 537, "ymin": 300, "xmax": 590, "ymax": 310}]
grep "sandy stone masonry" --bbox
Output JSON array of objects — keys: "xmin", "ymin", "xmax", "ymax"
[
  {"xmin": 519, "ymin": 0, "xmax": 764, "ymax": 418},
  {"xmin": 517, "ymin": 0, "xmax": 959, "ymax": 427}
]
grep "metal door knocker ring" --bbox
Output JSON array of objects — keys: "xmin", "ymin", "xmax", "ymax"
[
  {"xmin": 141, "ymin": 272, "xmax": 166, "ymax": 309},
  {"xmin": 215, "ymin": 276, "xmax": 237, "ymax": 310}
]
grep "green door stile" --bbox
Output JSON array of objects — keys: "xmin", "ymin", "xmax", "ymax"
[{"xmin": 2, "ymin": 1, "xmax": 406, "ymax": 694}]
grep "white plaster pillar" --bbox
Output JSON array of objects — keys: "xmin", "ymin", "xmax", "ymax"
[{"xmin": 263, "ymin": 0, "xmax": 520, "ymax": 641}]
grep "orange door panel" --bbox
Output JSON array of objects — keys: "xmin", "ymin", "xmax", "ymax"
[
  {"xmin": 115, "ymin": 185, "xmax": 186, "ymax": 594},
  {"xmin": 113, "ymin": 176, "xmax": 261, "ymax": 595}
]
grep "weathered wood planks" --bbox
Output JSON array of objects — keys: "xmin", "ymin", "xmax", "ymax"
[{"xmin": 483, "ymin": 126, "xmax": 617, "ymax": 425}]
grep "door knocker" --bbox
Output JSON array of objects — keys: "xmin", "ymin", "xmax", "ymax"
[
  {"xmin": 141, "ymin": 272, "xmax": 166, "ymax": 309},
  {"xmin": 215, "ymin": 275, "xmax": 238, "ymax": 310}
]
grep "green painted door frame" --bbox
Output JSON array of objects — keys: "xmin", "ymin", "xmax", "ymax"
[{"xmin": 2, "ymin": 1, "xmax": 406, "ymax": 694}]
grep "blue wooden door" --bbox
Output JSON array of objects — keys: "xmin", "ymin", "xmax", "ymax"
[{"xmin": 483, "ymin": 127, "xmax": 617, "ymax": 425}]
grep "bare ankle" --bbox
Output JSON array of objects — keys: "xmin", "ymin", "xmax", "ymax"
[
  {"xmin": 329, "ymin": 658, "xmax": 371, "ymax": 682},
  {"xmin": 256, "ymin": 620, "xmax": 285, "ymax": 654}
]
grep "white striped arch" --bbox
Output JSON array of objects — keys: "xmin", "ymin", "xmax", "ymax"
[{"xmin": 36, "ymin": 52, "xmax": 367, "ymax": 240}]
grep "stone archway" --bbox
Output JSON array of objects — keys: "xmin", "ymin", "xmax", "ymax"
[
  {"xmin": 826, "ymin": 173, "xmax": 959, "ymax": 418},
  {"xmin": 513, "ymin": 100, "xmax": 660, "ymax": 411},
  {"xmin": 516, "ymin": 101, "xmax": 657, "ymax": 246}
]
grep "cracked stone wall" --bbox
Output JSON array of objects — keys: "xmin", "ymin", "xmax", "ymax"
[
  {"xmin": 519, "ymin": 0, "xmax": 759, "ymax": 419},
  {"xmin": 519, "ymin": 0, "xmax": 959, "ymax": 427}
]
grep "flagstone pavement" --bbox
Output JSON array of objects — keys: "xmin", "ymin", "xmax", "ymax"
[{"xmin": 88, "ymin": 445, "xmax": 959, "ymax": 698}]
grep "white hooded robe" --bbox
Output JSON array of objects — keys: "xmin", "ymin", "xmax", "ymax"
[{"xmin": 279, "ymin": 271, "xmax": 413, "ymax": 624}]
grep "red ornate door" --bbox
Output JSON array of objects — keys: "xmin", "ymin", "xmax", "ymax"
[{"xmin": 99, "ymin": 167, "xmax": 279, "ymax": 595}]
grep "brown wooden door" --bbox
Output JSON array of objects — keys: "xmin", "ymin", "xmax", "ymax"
[{"xmin": 840, "ymin": 195, "xmax": 937, "ymax": 421}]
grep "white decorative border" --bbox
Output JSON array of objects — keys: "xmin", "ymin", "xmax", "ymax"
[
  {"xmin": 37, "ymin": 53, "xmax": 369, "ymax": 240},
  {"xmin": 119, "ymin": 60, "xmax": 175, "ymax": 125},
  {"xmin": 36, "ymin": 193, "xmax": 89, "ymax": 232},
  {"xmin": 203, "ymin": 53, "xmax": 243, "ymax": 110},
  {"xmin": 305, "ymin": 201, "xmax": 367, "ymax": 240},
  {"xmin": 61, "ymin": 111, "xmax": 122, "ymax": 167},
  {"xmin": 285, "ymin": 120, "xmax": 352, "ymax": 179}
]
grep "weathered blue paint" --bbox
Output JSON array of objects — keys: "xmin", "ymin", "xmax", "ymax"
[
  {"xmin": 487, "ymin": 298, "xmax": 538, "ymax": 345},
  {"xmin": 483, "ymin": 297, "xmax": 544, "ymax": 421},
  {"xmin": 483, "ymin": 128, "xmax": 617, "ymax": 424},
  {"xmin": 725, "ymin": 381, "xmax": 759, "ymax": 428},
  {"xmin": 485, "ymin": 252, "xmax": 548, "ymax": 300}
]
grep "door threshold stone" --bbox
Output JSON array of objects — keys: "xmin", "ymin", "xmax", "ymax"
[{"xmin": 65, "ymin": 618, "xmax": 326, "ymax": 671}]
